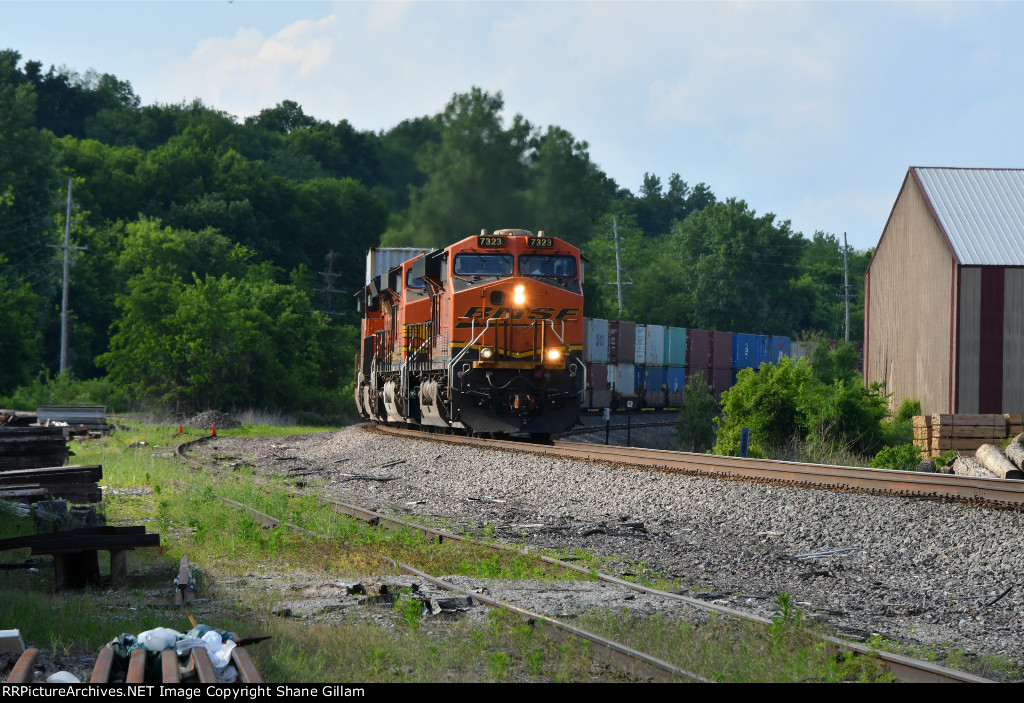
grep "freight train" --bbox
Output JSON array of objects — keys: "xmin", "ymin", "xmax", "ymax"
[
  {"xmin": 355, "ymin": 230, "xmax": 585, "ymax": 438},
  {"xmin": 578, "ymin": 321, "xmax": 862, "ymax": 411}
]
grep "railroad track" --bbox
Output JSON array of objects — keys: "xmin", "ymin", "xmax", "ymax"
[
  {"xmin": 377, "ymin": 425, "xmax": 1024, "ymax": 509},
  {"xmin": 176, "ymin": 432, "xmax": 992, "ymax": 683}
]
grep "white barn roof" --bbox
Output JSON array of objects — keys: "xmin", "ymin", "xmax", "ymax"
[{"xmin": 912, "ymin": 167, "xmax": 1024, "ymax": 266}]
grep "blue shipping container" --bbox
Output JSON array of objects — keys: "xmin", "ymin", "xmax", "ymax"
[
  {"xmin": 770, "ymin": 336, "xmax": 791, "ymax": 363},
  {"xmin": 732, "ymin": 333, "xmax": 758, "ymax": 369},
  {"xmin": 644, "ymin": 366, "xmax": 667, "ymax": 389},
  {"xmin": 754, "ymin": 335, "xmax": 772, "ymax": 366},
  {"xmin": 666, "ymin": 367, "xmax": 687, "ymax": 392}
]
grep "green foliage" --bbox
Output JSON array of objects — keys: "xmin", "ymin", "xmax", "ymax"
[
  {"xmin": 715, "ymin": 357, "xmax": 890, "ymax": 458},
  {"xmin": 0, "ymin": 370, "xmax": 131, "ymax": 411},
  {"xmin": 882, "ymin": 398, "xmax": 921, "ymax": 446},
  {"xmin": 715, "ymin": 359, "xmax": 814, "ymax": 457},
  {"xmin": 870, "ymin": 443, "xmax": 921, "ymax": 471},
  {"xmin": 674, "ymin": 374, "xmax": 718, "ymax": 452},
  {"xmin": 809, "ymin": 341, "xmax": 861, "ymax": 385}
]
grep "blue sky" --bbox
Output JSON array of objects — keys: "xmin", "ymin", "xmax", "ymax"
[{"xmin": 4, "ymin": 1, "xmax": 1023, "ymax": 251}]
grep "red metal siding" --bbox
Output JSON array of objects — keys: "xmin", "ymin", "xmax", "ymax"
[{"xmin": 979, "ymin": 268, "xmax": 1005, "ymax": 412}]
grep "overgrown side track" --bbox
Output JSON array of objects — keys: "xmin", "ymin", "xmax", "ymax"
[{"xmin": 176, "ymin": 433, "xmax": 992, "ymax": 683}]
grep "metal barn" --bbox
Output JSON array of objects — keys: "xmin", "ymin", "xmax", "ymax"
[{"xmin": 865, "ymin": 167, "xmax": 1024, "ymax": 414}]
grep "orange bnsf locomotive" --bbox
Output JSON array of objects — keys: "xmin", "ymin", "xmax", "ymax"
[{"xmin": 355, "ymin": 229, "xmax": 584, "ymax": 438}]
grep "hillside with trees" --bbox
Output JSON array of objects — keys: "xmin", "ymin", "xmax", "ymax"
[{"xmin": 0, "ymin": 49, "xmax": 870, "ymax": 417}]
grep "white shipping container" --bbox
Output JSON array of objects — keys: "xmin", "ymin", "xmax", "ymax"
[
  {"xmin": 365, "ymin": 248, "xmax": 432, "ymax": 285},
  {"xmin": 612, "ymin": 363, "xmax": 636, "ymax": 395},
  {"xmin": 645, "ymin": 325, "xmax": 665, "ymax": 366},
  {"xmin": 587, "ymin": 318, "xmax": 609, "ymax": 363},
  {"xmin": 634, "ymin": 325, "xmax": 647, "ymax": 365}
]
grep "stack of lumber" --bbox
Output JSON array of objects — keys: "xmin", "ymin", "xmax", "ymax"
[
  {"xmin": 0, "ymin": 465, "xmax": 102, "ymax": 503},
  {"xmin": 36, "ymin": 406, "xmax": 112, "ymax": 436},
  {"xmin": 0, "ymin": 410, "xmax": 38, "ymax": 427},
  {"xmin": 0, "ymin": 427, "xmax": 71, "ymax": 470},
  {"xmin": 913, "ymin": 414, "xmax": 1017, "ymax": 458}
]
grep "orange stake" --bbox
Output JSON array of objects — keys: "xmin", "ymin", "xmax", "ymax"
[{"xmin": 210, "ymin": 423, "xmax": 216, "ymax": 436}]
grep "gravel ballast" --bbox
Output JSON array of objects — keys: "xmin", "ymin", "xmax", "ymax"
[{"xmin": 192, "ymin": 424, "xmax": 1024, "ymax": 676}]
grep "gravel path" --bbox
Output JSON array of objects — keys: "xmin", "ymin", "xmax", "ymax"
[{"xmin": 194, "ymin": 424, "xmax": 1024, "ymax": 678}]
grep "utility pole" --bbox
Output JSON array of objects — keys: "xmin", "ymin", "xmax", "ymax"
[
  {"xmin": 843, "ymin": 232, "xmax": 851, "ymax": 343},
  {"xmin": 314, "ymin": 250, "xmax": 347, "ymax": 319},
  {"xmin": 612, "ymin": 214, "xmax": 624, "ymax": 314},
  {"xmin": 47, "ymin": 179, "xmax": 85, "ymax": 374}
]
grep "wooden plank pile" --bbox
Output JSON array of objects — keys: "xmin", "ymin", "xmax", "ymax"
[
  {"xmin": 0, "ymin": 465, "xmax": 102, "ymax": 504},
  {"xmin": 0, "ymin": 427, "xmax": 71, "ymax": 471},
  {"xmin": 913, "ymin": 414, "xmax": 1022, "ymax": 458}
]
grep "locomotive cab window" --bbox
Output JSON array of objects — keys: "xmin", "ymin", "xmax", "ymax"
[
  {"xmin": 406, "ymin": 270, "xmax": 426, "ymax": 288},
  {"xmin": 454, "ymin": 253, "xmax": 514, "ymax": 276},
  {"xmin": 518, "ymin": 255, "xmax": 577, "ymax": 278}
]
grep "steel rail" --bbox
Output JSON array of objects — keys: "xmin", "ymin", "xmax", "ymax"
[
  {"xmin": 177, "ymin": 432, "xmax": 993, "ymax": 682},
  {"xmin": 377, "ymin": 424, "xmax": 1024, "ymax": 507}
]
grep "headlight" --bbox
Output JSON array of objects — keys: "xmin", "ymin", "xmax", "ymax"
[
  {"xmin": 480, "ymin": 347, "xmax": 495, "ymax": 360},
  {"xmin": 513, "ymin": 284, "xmax": 526, "ymax": 306},
  {"xmin": 546, "ymin": 348, "xmax": 562, "ymax": 361}
]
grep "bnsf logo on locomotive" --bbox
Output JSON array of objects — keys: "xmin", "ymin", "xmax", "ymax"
[{"xmin": 456, "ymin": 306, "xmax": 581, "ymax": 327}]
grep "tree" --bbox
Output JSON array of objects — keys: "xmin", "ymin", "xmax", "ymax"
[
  {"xmin": 657, "ymin": 198, "xmax": 812, "ymax": 332},
  {"xmin": 525, "ymin": 126, "xmax": 611, "ymax": 245},
  {"xmin": 384, "ymin": 88, "xmax": 532, "ymax": 247}
]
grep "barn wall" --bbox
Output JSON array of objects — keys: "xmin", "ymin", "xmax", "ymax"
[
  {"xmin": 957, "ymin": 268, "xmax": 981, "ymax": 413},
  {"xmin": 866, "ymin": 175, "xmax": 954, "ymax": 413},
  {"xmin": 1004, "ymin": 268, "xmax": 1024, "ymax": 413}
]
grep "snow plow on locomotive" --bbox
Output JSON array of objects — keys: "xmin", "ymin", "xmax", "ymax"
[{"xmin": 355, "ymin": 230, "xmax": 585, "ymax": 438}]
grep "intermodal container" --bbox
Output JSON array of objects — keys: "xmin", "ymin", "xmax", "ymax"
[
  {"xmin": 610, "ymin": 321, "xmax": 635, "ymax": 363},
  {"xmin": 770, "ymin": 336, "xmax": 791, "ymax": 363},
  {"xmin": 755, "ymin": 335, "xmax": 772, "ymax": 366},
  {"xmin": 667, "ymin": 366, "xmax": 687, "ymax": 405},
  {"xmin": 789, "ymin": 341, "xmax": 809, "ymax": 361},
  {"xmin": 644, "ymin": 366, "xmax": 667, "ymax": 390},
  {"xmin": 687, "ymin": 329, "xmax": 713, "ymax": 368},
  {"xmin": 712, "ymin": 331, "xmax": 733, "ymax": 369},
  {"xmin": 666, "ymin": 367, "xmax": 687, "ymax": 392},
  {"xmin": 664, "ymin": 327, "xmax": 687, "ymax": 366},
  {"xmin": 589, "ymin": 362, "xmax": 608, "ymax": 391},
  {"xmin": 634, "ymin": 325, "xmax": 646, "ymax": 365},
  {"xmin": 713, "ymin": 368, "xmax": 733, "ymax": 400},
  {"xmin": 613, "ymin": 364, "xmax": 636, "ymax": 395},
  {"xmin": 733, "ymin": 333, "xmax": 758, "ymax": 369},
  {"xmin": 586, "ymin": 318, "xmax": 609, "ymax": 363},
  {"xmin": 365, "ymin": 248, "xmax": 432, "ymax": 285},
  {"xmin": 645, "ymin": 325, "xmax": 665, "ymax": 366}
]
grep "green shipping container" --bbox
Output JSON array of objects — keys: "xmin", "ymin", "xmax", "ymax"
[{"xmin": 664, "ymin": 327, "xmax": 687, "ymax": 367}]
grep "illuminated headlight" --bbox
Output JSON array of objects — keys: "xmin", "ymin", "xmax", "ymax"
[
  {"xmin": 513, "ymin": 285, "xmax": 526, "ymax": 306},
  {"xmin": 546, "ymin": 348, "xmax": 562, "ymax": 361},
  {"xmin": 480, "ymin": 347, "xmax": 495, "ymax": 360}
]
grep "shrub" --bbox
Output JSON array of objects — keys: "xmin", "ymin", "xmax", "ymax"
[
  {"xmin": 674, "ymin": 375, "xmax": 718, "ymax": 452},
  {"xmin": 870, "ymin": 443, "xmax": 921, "ymax": 471}
]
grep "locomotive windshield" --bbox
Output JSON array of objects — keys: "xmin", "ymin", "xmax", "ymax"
[
  {"xmin": 518, "ymin": 255, "xmax": 577, "ymax": 278},
  {"xmin": 406, "ymin": 270, "xmax": 425, "ymax": 288},
  {"xmin": 454, "ymin": 253, "xmax": 514, "ymax": 276}
]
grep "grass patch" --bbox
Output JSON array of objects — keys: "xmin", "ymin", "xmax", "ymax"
[{"xmin": 575, "ymin": 595, "xmax": 894, "ymax": 683}]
